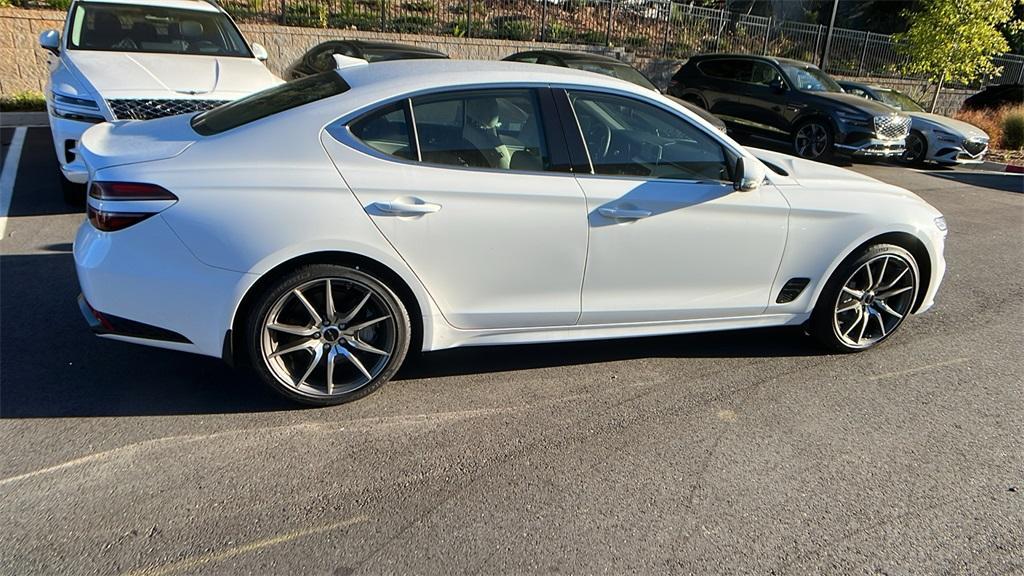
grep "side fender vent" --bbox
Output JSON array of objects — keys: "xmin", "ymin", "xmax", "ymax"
[{"xmin": 776, "ymin": 278, "xmax": 810, "ymax": 304}]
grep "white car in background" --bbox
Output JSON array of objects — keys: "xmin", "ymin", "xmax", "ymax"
[
  {"xmin": 838, "ymin": 81, "xmax": 990, "ymax": 165},
  {"xmin": 39, "ymin": 0, "xmax": 281, "ymax": 200},
  {"xmin": 74, "ymin": 61, "xmax": 947, "ymax": 406}
]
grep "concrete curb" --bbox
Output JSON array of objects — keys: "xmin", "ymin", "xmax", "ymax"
[{"xmin": 959, "ymin": 160, "xmax": 1024, "ymax": 174}]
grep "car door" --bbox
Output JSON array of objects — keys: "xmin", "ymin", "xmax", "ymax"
[
  {"xmin": 321, "ymin": 87, "xmax": 589, "ymax": 330},
  {"xmin": 744, "ymin": 61, "xmax": 794, "ymax": 136},
  {"xmin": 560, "ymin": 89, "xmax": 790, "ymax": 324},
  {"xmin": 695, "ymin": 58, "xmax": 753, "ymax": 125}
]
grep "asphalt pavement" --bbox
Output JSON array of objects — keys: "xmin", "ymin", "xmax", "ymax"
[{"xmin": 1, "ymin": 125, "xmax": 1022, "ymax": 575}]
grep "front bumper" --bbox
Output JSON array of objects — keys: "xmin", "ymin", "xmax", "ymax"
[
  {"xmin": 836, "ymin": 138, "xmax": 906, "ymax": 157},
  {"xmin": 47, "ymin": 109, "xmax": 100, "ymax": 184},
  {"xmin": 930, "ymin": 143, "xmax": 988, "ymax": 165}
]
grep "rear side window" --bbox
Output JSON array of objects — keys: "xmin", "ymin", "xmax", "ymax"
[
  {"xmin": 191, "ymin": 72, "xmax": 349, "ymax": 135},
  {"xmin": 349, "ymin": 101, "xmax": 415, "ymax": 160},
  {"xmin": 698, "ymin": 59, "xmax": 754, "ymax": 82}
]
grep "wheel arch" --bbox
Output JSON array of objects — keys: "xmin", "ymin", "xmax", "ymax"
[
  {"xmin": 225, "ymin": 251, "xmax": 427, "ymax": 367},
  {"xmin": 811, "ymin": 231, "xmax": 933, "ymax": 315}
]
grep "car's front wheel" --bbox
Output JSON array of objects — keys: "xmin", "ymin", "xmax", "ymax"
[
  {"xmin": 246, "ymin": 264, "xmax": 411, "ymax": 406},
  {"xmin": 809, "ymin": 243, "xmax": 919, "ymax": 352},
  {"xmin": 901, "ymin": 131, "xmax": 927, "ymax": 165},
  {"xmin": 793, "ymin": 120, "xmax": 833, "ymax": 161}
]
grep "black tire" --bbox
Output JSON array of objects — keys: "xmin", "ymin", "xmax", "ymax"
[
  {"xmin": 245, "ymin": 264, "xmax": 411, "ymax": 406},
  {"xmin": 808, "ymin": 243, "xmax": 920, "ymax": 353},
  {"xmin": 901, "ymin": 131, "xmax": 928, "ymax": 166},
  {"xmin": 61, "ymin": 173, "xmax": 86, "ymax": 206},
  {"xmin": 792, "ymin": 119, "xmax": 834, "ymax": 162}
]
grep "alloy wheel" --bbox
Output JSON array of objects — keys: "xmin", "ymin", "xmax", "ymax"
[
  {"xmin": 260, "ymin": 277, "xmax": 397, "ymax": 398},
  {"xmin": 903, "ymin": 133, "xmax": 926, "ymax": 164},
  {"xmin": 832, "ymin": 254, "xmax": 918, "ymax": 348},
  {"xmin": 794, "ymin": 123, "xmax": 829, "ymax": 159}
]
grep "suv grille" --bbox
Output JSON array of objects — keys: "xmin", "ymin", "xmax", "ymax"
[
  {"xmin": 963, "ymin": 138, "xmax": 988, "ymax": 156},
  {"xmin": 873, "ymin": 115, "xmax": 911, "ymax": 140},
  {"xmin": 107, "ymin": 99, "xmax": 229, "ymax": 121}
]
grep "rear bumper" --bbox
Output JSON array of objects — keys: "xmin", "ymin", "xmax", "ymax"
[{"xmin": 78, "ymin": 293, "xmax": 191, "ymax": 343}]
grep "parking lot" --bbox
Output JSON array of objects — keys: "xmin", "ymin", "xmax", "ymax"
[{"xmin": 1, "ymin": 122, "xmax": 1022, "ymax": 574}]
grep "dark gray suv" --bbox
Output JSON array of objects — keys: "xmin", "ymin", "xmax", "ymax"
[{"xmin": 668, "ymin": 54, "xmax": 910, "ymax": 161}]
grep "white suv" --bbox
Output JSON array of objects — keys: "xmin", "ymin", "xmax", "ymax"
[{"xmin": 38, "ymin": 0, "xmax": 282, "ymax": 199}]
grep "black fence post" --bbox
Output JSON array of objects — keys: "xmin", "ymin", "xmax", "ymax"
[
  {"xmin": 380, "ymin": 0, "xmax": 387, "ymax": 32},
  {"xmin": 605, "ymin": 0, "xmax": 614, "ymax": 46},
  {"xmin": 762, "ymin": 16, "xmax": 771, "ymax": 55},
  {"xmin": 541, "ymin": 0, "xmax": 548, "ymax": 43},
  {"xmin": 465, "ymin": 0, "xmax": 472, "ymax": 38}
]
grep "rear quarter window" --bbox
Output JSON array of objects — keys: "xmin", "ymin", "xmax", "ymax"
[{"xmin": 191, "ymin": 72, "xmax": 349, "ymax": 135}]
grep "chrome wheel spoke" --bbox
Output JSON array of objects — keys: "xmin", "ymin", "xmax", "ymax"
[
  {"xmin": 842, "ymin": 308, "xmax": 864, "ymax": 338},
  {"xmin": 292, "ymin": 288, "xmax": 322, "ymax": 326},
  {"xmin": 346, "ymin": 337, "xmax": 389, "ymax": 356},
  {"xmin": 873, "ymin": 309, "xmax": 887, "ymax": 337},
  {"xmin": 326, "ymin": 345, "xmax": 337, "ymax": 395},
  {"xmin": 842, "ymin": 286, "xmax": 864, "ymax": 299},
  {"xmin": 336, "ymin": 344, "xmax": 373, "ymax": 382},
  {"xmin": 297, "ymin": 345, "xmax": 324, "ymax": 386},
  {"xmin": 878, "ymin": 285, "xmax": 913, "ymax": 300},
  {"xmin": 270, "ymin": 338, "xmax": 317, "ymax": 359},
  {"xmin": 875, "ymin": 300, "xmax": 904, "ymax": 319},
  {"xmin": 877, "ymin": 256, "xmax": 889, "ymax": 288},
  {"xmin": 856, "ymin": 311, "xmax": 869, "ymax": 343},
  {"xmin": 339, "ymin": 291, "xmax": 372, "ymax": 325},
  {"xmin": 267, "ymin": 323, "xmax": 319, "ymax": 337},
  {"xmin": 325, "ymin": 279, "xmax": 336, "ymax": 322},
  {"xmin": 879, "ymin": 267, "xmax": 909, "ymax": 291},
  {"xmin": 344, "ymin": 314, "xmax": 391, "ymax": 334}
]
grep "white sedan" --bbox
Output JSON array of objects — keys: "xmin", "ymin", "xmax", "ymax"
[{"xmin": 74, "ymin": 60, "xmax": 947, "ymax": 406}]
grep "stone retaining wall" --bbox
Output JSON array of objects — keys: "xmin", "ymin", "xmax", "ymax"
[{"xmin": 0, "ymin": 7, "xmax": 972, "ymax": 116}]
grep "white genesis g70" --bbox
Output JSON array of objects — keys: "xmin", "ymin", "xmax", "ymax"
[{"xmin": 74, "ymin": 60, "xmax": 948, "ymax": 405}]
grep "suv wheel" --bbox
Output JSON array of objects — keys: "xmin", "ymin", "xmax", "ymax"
[
  {"xmin": 901, "ymin": 131, "xmax": 927, "ymax": 165},
  {"xmin": 793, "ymin": 120, "xmax": 833, "ymax": 161}
]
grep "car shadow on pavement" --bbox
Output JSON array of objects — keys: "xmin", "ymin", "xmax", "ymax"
[
  {"xmin": 1, "ymin": 250, "xmax": 825, "ymax": 419},
  {"xmin": 922, "ymin": 170, "xmax": 1024, "ymax": 194},
  {"xmin": 8, "ymin": 127, "xmax": 85, "ymax": 218}
]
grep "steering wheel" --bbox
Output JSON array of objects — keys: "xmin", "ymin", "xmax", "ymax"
[{"xmin": 584, "ymin": 121, "xmax": 612, "ymax": 160}]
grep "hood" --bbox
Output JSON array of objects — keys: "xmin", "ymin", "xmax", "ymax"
[
  {"xmin": 908, "ymin": 111, "xmax": 989, "ymax": 141},
  {"xmin": 79, "ymin": 114, "xmax": 197, "ymax": 174},
  {"xmin": 749, "ymin": 147, "xmax": 925, "ymax": 202},
  {"xmin": 809, "ymin": 91, "xmax": 900, "ymax": 116},
  {"xmin": 67, "ymin": 50, "xmax": 282, "ymax": 98}
]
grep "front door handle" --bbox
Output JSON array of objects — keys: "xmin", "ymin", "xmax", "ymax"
[
  {"xmin": 372, "ymin": 200, "xmax": 441, "ymax": 216},
  {"xmin": 599, "ymin": 207, "xmax": 652, "ymax": 220}
]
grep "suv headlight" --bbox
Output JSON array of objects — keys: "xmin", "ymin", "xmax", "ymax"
[
  {"xmin": 52, "ymin": 91, "xmax": 105, "ymax": 123},
  {"xmin": 53, "ymin": 92, "xmax": 99, "ymax": 109},
  {"xmin": 835, "ymin": 110, "xmax": 872, "ymax": 127}
]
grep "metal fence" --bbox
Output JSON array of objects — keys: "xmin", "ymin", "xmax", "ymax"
[{"xmin": 18, "ymin": 0, "xmax": 1024, "ymax": 87}]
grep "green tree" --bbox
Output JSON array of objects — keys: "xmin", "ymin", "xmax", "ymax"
[{"xmin": 894, "ymin": 0, "xmax": 1018, "ymax": 110}]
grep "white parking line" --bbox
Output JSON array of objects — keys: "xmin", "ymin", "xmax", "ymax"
[{"xmin": 0, "ymin": 126, "xmax": 28, "ymax": 241}]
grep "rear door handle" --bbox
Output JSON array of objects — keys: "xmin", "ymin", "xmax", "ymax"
[
  {"xmin": 599, "ymin": 207, "xmax": 652, "ymax": 220},
  {"xmin": 372, "ymin": 200, "xmax": 441, "ymax": 216}
]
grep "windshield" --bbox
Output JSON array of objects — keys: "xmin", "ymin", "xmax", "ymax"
[
  {"xmin": 780, "ymin": 64, "xmax": 841, "ymax": 93},
  {"xmin": 566, "ymin": 61, "xmax": 658, "ymax": 91},
  {"xmin": 67, "ymin": 2, "xmax": 252, "ymax": 58},
  {"xmin": 877, "ymin": 89, "xmax": 925, "ymax": 112}
]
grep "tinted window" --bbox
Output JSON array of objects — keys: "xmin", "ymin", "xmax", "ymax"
[
  {"xmin": 750, "ymin": 62, "xmax": 784, "ymax": 86},
  {"xmin": 308, "ymin": 43, "xmax": 354, "ymax": 73},
  {"xmin": 843, "ymin": 86, "xmax": 870, "ymax": 98},
  {"xmin": 568, "ymin": 90, "xmax": 730, "ymax": 181},
  {"xmin": 698, "ymin": 59, "xmax": 753, "ymax": 82},
  {"xmin": 565, "ymin": 61, "xmax": 658, "ymax": 91},
  {"xmin": 877, "ymin": 89, "xmax": 925, "ymax": 112},
  {"xmin": 780, "ymin": 63, "xmax": 841, "ymax": 92},
  {"xmin": 349, "ymin": 101, "xmax": 414, "ymax": 160},
  {"xmin": 191, "ymin": 72, "xmax": 348, "ymax": 135},
  {"xmin": 411, "ymin": 89, "xmax": 551, "ymax": 171},
  {"xmin": 67, "ymin": 2, "xmax": 251, "ymax": 57}
]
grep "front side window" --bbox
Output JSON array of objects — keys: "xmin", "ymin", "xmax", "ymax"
[
  {"xmin": 411, "ymin": 90, "xmax": 550, "ymax": 171},
  {"xmin": 568, "ymin": 90, "xmax": 730, "ymax": 182},
  {"xmin": 780, "ymin": 64, "xmax": 841, "ymax": 93},
  {"xmin": 750, "ymin": 62, "xmax": 784, "ymax": 87},
  {"xmin": 67, "ymin": 2, "xmax": 251, "ymax": 57},
  {"xmin": 877, "ymin": 89, "xmax": 925, "ymax": 112}
]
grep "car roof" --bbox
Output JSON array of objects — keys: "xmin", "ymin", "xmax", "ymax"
[
  {"xmin": 341, "ymin": 39, "xmax": 447, "ymax": 55},
  {"xmin": 338, "ymin": 59, "xmax": 641, "ymax": 93},
  {"xmin": 77, "ymin": 0, "xmax": 222, "ymax": 12},
  {"xmin": 690, "ymin": 53, "xmax": 815, "ymax": 68}
]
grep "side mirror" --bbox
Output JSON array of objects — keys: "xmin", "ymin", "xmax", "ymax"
[
  {"xmin": 734, "ymin": 157, "xmax": 766, "ymax": 192},
  {"xmin": 39, "ymin": 29, "xmax": 60, "ymax": 55},
  {"xmin": 768, "ymin": 78, "xmax": 786, "ymax": 93},
  {"xmin": 251, "ymin": 42, "xmax": 268, "ymax": 62}
]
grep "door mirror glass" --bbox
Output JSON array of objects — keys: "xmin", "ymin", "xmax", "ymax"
[
  {"xmin": 734, "ymin": 157, "xmax": 766, "ymax": 192},
  {"xmin": 39, "ymin": 29, "xmax": 60, "ymax": 54},
  {"xmin": 251, "ymin": 42, "xmax": 268, "ymax": 61}
]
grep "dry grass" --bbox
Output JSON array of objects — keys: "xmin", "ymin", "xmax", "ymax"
[{"xmin": 954, "ymin": 105, "xmax": 1024, "ymax": 152}]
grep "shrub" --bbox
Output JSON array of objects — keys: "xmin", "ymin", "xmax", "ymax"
[
  {"xmin": 543, "ymin": 22, "xmax": 576, "ymax": 43},
  {"xmin": 0, "ymin": 91, "xmax": 46, "ymax": 112},
  {"xmin": 401, "ymin": 0, "xmax": 434, "ymax": 13},
  {"xmin": 391, "ymin": 14, "xmax": 433, "ymax": 33},
  {"xmin": 1002, "ymin": 107, "xmax": 1024, "ymax": 149},
  {"xmin": 492, "ymin": 17, "xmax": 535, "ymax": 41}
]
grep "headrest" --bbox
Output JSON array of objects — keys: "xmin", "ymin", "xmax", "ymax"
[{"xmin": 180, "ymin": 20, "xmax": 204, "ymax": 38}]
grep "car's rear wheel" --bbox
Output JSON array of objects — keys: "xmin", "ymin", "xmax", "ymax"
[
  {"xmin": 901, "ymin": 131, "xmax": 927, "ymax": 165},
  {"xmin": 793, "ymin": 120, "xmax": 833, "ymax": 161},
  {"xmin": 809, "ymin": 243, "xmax": 919, "ymax": 352},
  {"xmin": 246, "ymin": 264, "xmax": 411, "ymax": 406}
]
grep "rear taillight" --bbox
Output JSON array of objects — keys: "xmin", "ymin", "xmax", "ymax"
[{"xmin": 87, "ymin": 182, "xmax": 178, "ymax": 232}]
